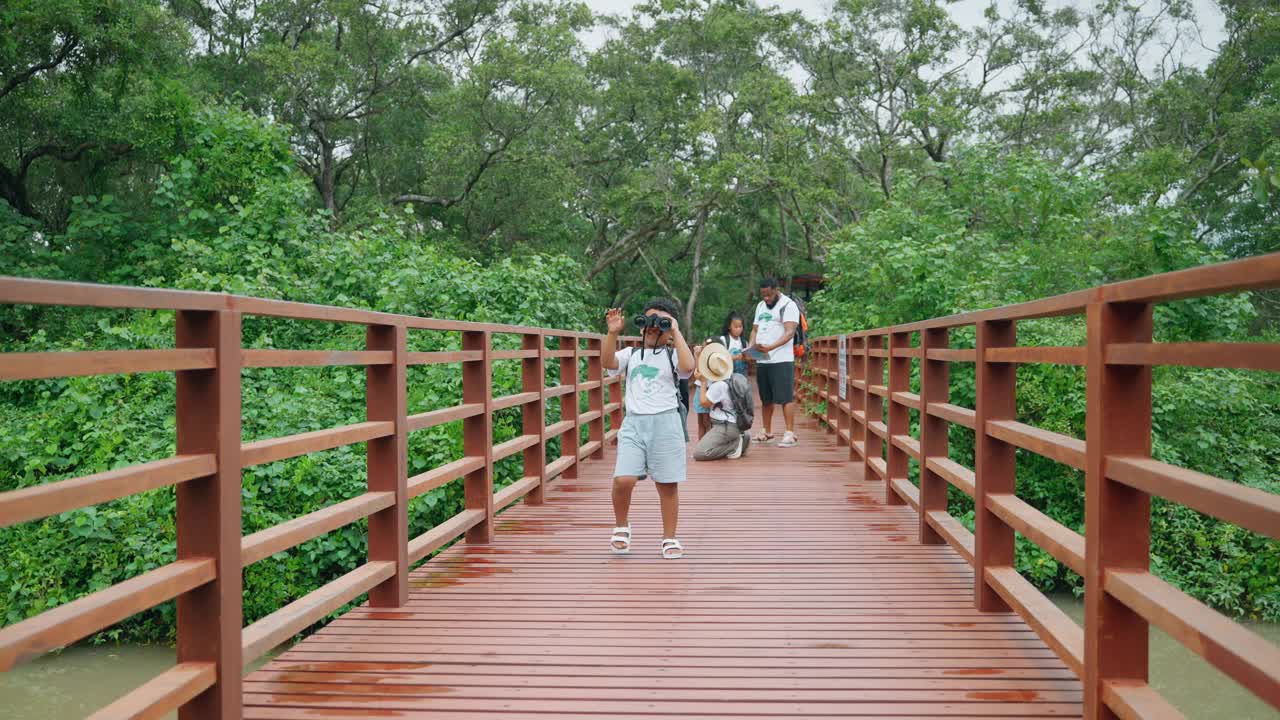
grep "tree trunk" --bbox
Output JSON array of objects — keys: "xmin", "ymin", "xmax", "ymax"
[
  {"xmin": 317, "ymin": 148, "xmax": 337, "ymax": 218},
  {"xmin": 0, "ymin": 164, "xmax": 37, "ymax": 219},
  {"xmin": 682, "ymin": 205, "xmax": 710, "ymax": 335},
  {"xmin": 306, "ymin": 119, "xmax": 339, "ymax": 224},
  {"xmin": 879, "ymin": 152, "xmax": 894, "ymax": 199},
  {"xmin": 778, "ymin": 196, "xmax": 792, "ymax": 293}
]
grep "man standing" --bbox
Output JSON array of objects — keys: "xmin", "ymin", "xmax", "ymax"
[{"xmin": 745, "ymin": 277, "xmax": 800, "ymax": 447}]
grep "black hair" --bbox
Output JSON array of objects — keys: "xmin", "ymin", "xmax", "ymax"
[
  {"xmin": 720, "ymin": 310, "xmax": 745, "ymax": 339},
  {"xmin": 760, "ymin": 276, "xmax": 779, "ymax": 289},
  {"xmin": 638, "ymin": 297, "xmax": 680, "ymax": 358},
  {"xmin": 642, "ymin": 297, "xmax": 680, "ymax": 318}
]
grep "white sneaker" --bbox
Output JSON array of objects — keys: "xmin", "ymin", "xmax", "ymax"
[
  {"xmin": 727, "ymin": 435, "xmax": 744, "ymax": 459},
  {"xmin": 778, "ymin": 431, "xmax": 798, "ymax": 448}
]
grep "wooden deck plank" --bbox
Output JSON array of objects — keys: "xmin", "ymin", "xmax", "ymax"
[{"xmin": 244, "ymin": 413, "xmax": 1082, "ymax": 717}]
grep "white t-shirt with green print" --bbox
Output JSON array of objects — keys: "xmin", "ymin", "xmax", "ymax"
[
  {"xmin": 753, "ymin": 293, "xmax": 801, "ymax": 364},
  {"xmin": 608, "ymin": 346, "xmax": 691, "ymax": 415}
]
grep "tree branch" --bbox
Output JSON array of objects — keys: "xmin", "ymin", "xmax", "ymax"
[
  {"xmin": 638, "ymin": 246, "xmax": 681, "ymax": 306},
  {"xmin": 406, "ymin": 12, "xmax": 483, "ymax": 65},
  {"xmin": 392, "ymin": 133, "xmax": 514, "ymax": 208},
  {"xmin": 1, "ymin": 36, "xmax": 80, "ymax": 101},
  {"xmin": 586, "ymin": 213, "xmax": 675, "ymax": 279}
]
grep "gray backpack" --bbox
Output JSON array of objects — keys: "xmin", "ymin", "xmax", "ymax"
[{"xmin": 724, "ymin": 373, "xmax": 755, "ymax": 433}]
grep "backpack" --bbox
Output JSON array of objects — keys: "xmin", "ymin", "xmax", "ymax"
[
  {"xmin": 779, "ymin": 298, "xmax": 809, "ymax": 359},
  {"xmin": 662, "ymin": 347, "xmax": 690, "ymax": 443},
  {"xmin": 722, "ymin": 373, "xmax": 755, "ymax": 433}
]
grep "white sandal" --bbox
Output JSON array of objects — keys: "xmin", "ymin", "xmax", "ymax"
[
  {"xmin": 610, "ymin": 526, "xmax": 632, "ymax": 554},
  {"xmin": 661, "ymin": 538, "xmax": 684, "ymax": 560}
]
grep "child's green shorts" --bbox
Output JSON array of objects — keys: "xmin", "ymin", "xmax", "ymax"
[{"xmin": 613, "ymin": 409, "xmax": 687, "ymax": 483}]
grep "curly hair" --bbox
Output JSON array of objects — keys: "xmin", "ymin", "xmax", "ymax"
[{"xmin": 642, "ymin": 297, "xmax": 680, "ymax": 318}]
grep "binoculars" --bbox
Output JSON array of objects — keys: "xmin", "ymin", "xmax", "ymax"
[{"xmin": 633, "ymin": 314, "xmax": 673, "ymax": 332}]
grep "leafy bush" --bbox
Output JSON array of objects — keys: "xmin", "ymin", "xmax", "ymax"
[
  {"xmin": 0, "ymin": 106, "xmax": 600, "ymax": 642},
  {"xmin": 809, "ymin": 146, "xmax": 1280, "ymax": 621}
]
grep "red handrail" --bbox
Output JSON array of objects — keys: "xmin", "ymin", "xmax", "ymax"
[
  {"xmin": 802, "ymin": 251, "xmax": 1280, "ymax": 718},
  {"xmin": 0, "ymin": 275, "xmax": 637, "ymax": 719}
]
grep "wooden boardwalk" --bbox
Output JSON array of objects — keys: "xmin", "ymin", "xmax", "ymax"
[{"xmin": 243, "ymin": 413, "xmax": 1082, "ymax": 719}]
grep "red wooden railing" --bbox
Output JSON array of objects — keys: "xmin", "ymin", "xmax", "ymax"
[
  {"xmin": 0, "ymin": 276, "xmax": 637, "ymax": 719},
  {"xmin": 803, "ymin": 252, "xmax": 1280, "ymax": 719}
]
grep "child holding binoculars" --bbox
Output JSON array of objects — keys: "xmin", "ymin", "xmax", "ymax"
[{"xmin": 602, "ymin": 299, "xmax": 695, "ymax": 559}]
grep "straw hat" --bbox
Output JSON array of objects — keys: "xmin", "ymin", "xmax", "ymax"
[{"xmin": 697, "ymin": 342, "xmax": 734, "ymax": 383}]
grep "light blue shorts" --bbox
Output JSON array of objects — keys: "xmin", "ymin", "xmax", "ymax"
[
  {"xmin": 613, "ymin": 409, "xmax": 687, "ymax": 483},
  {"xmin": 693, "ymin": 385, "xmax": 710, "ymax": 414}
]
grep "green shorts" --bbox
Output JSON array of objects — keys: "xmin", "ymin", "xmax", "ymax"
[{"xmin": 613, "ymin": 409, "xmax": 687, "ymax": 483}]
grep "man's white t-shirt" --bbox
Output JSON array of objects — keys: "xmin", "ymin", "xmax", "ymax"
[
  {"xmin": 753, "ymin": 293, "xmax": 801, "ymax": 364},
  {"xmin": 704, "ymin": 379, "xmax": 736, "ymax": 424},
  {"xmin": 608, "ymin": 346, "xmax": 691, "ymax": 415}
]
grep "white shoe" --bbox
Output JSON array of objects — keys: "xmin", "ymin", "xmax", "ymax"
[
  {"xmin": 727, "ymin": 435, "xmax": 744, "ymax": 459},
  {"xmin": 778, "ymin": 431, "xmax": 798, "ymax": 448},
  {"xmin": 610, "ymin": 527, "xmax": 631, "ymax": 554},
  {"xmin": 661, "ymin": 538, "xmax": 684, "ymax": 559}
]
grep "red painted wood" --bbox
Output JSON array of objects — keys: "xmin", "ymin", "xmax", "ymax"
[
  {"xmin": 523, "ymin": 332, "xmax": 547, "ymax": 505},
  {"xmin": 1084, "ymin": 302, "xmax": 1153, "ymax": 719},
  {"xmin": 463, "ymin": 331, "xmax": 494, "ymax": 544},
  {"xmin": 974, "ymin": 320, "xmax": 1016, "ymax": 613},
  {"xmin": 367, "ymin": 324, "xmax": 409, "ymax": 607},
  {"xmin": 175, "ymin": 309, "xmax": 242, "ymax": 720},
  {"xmin": 863, "ymin": 334, "xmax": 885, "ymax": 498},
  {"xmin": 886, "ymin": 332, "xmax": 912, "ymax": 506},
  {"xmin": 587, "ymin": 338, "xmax": 605, "ymax": 459},
  {"xmin": 558, "ymin": 337, "xmax": 580, "ymax": 480},
  {"xmin": 244, "ymin": 413, "xmax": 1080, "ymax": 718},
  {"xmin": 919, "ymin": 327, "xmax": 949, "ymax": 545},
  {"xmin": 849, "ymin": 336, "xmax": 866, "ymax": 462}
]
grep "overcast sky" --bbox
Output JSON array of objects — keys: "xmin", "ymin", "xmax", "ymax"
[{"xmin": 579, "ymin": 0, "xmax": 1227, "ymax": 70}]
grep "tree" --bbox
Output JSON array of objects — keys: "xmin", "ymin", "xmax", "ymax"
[
  {"xmin": 580, "ymin": 0, "xmax": 806, "ymax": 331},
  {"xmin": 0, "ymin": 0, "xmax": 188, "ymax": 226}
]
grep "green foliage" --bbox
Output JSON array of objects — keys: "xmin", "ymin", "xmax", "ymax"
[
  {"xmin": 0, "ymin": 113, "xmax": 595, "ymax": 641},
  {"xmin": 2, "ymin": 0, "xmax": 1279, "ymax": 645},
  {"xmin": 810, "ymin": 148, "xmax": 1280, "ymax": 621}
]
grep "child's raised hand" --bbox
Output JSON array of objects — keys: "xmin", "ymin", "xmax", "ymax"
[{"xmin": 605, "ymin": 308, "xmax": 626, "ymax": 334}]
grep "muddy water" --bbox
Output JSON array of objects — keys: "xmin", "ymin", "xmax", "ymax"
[
  {"xmin": 1052, "ymin": 595, "xmax": 1280, "ymax": 719},
  {"xmin": 0, "ymin": 645, "xmax": 175, "ymax": 719},
  {"xmin": 2, "ymin": 611, "xmax": 1277, "ymax": 718},
  {"xmin": 0, "ymin": 645, "xmax": 281, "ymax": 720}
]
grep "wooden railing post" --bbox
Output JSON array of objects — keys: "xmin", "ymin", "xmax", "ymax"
[
  {"xmin": 587, "ymin": 337, "xmax": 605, "ymax": 459},
  {"xmin": 174, "ymin": 309, "xmax": 242, "ymax": 720},
  {"xmin": 975, "ymin": 319, "xmax": 1016, "ymax": 611},
  {"xmin": 825, "ymin": 339, "xmax": 838, "ymax": 438},
  {"xmin": 525, "ymin": 332, "xmax": 547, "ymax": 505},
  {"xmin": 846, "ymin": 335, "xmax": 855, "ymax": 439},
  {"xmin": 366, "ymin": 324, "xmax": 408, "ymax": 607},
  {"xmin": 559, "ymin": 337, "xmax": 579, "ymax": 479},
  {"xmin": 1084, "ymin": 301, "xmax": 1153, "ymax": 719},
  {"xmin": 818, "ymin": 339, "xmax": 827, "ymax": 423},
  {"xmin": 863, "ymin": 334, "xmax": 885, "ymax": 488},
  {"xmin": 850, "ymin": 336, "xmax": 865, "ymax": 461},
  {"xmin": 838, "ymin": 337, "xmax": 851, "ymax": 445},
  {"xmin": 918, "ymin": 327, "xmax": 949, "ymax": 544},
  {"xmin": 607, "ymin": 339, "xmax": 623, "ymax": 445},
  {"xmin": 886, "ymin": 331, "xmax": 912, "ymax": 505},
  {"xmin": 795, "ymin": 356, "xmax": 805, "ymax": 407},
  {"xmin": 463, "ymin": 330, "xmax": 494, "ymax": 543}
]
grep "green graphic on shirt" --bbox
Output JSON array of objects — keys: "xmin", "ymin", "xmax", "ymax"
[
  {"xmin": 630, "ymin": 364, "xmax": 659, "ymax": 381},
  {"xmin": 628, "ymin": 364, "xmax": 661, "ymax": 397},
  {"xmin": 758, "ymin": 312, "xmax": 774, "ymax": 322}
]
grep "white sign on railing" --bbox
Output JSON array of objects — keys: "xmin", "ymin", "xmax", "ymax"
[{"xmin": 838, "ymin": 335, "xmax": 847, "ymax": 400}]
